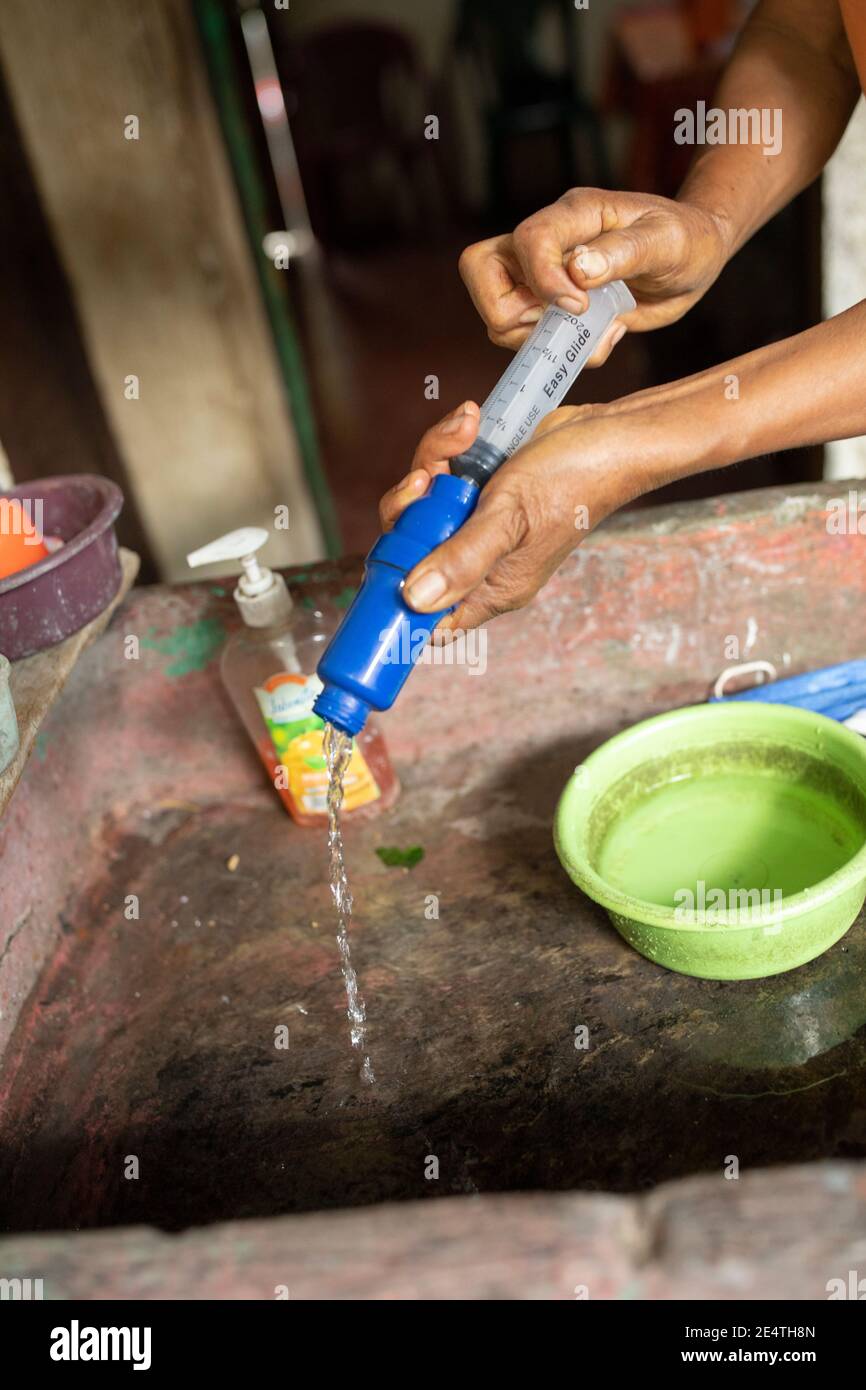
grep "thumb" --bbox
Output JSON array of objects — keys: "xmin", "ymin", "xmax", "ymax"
[
  {"xmin": 568, "ymin": 222, "xmax": 671, "ymax": 291},
  {"xmin": 403, "ymin": 496, "xmax": 522, "ymax": 613}
]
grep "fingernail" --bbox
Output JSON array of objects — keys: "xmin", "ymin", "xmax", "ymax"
[
  {"xmin": 573, "ymin": 246, "xmax": 608, "ymax": 278},
  {"xmin": 441, "ymin": 404, "xmax": 468, "ymax": 435},
  {"xmin": 609, "ymin": 323, "xmax": 626, "ymax": 348},
  {"xmin": 557, "ymin": 294, "xmax": 588, "ymax": 315},
  {"xmin": 405, "ymin": 569, "xmax": 447, "ymax": 609},
  {"xmin": 518, "ymin": 306, "xmax": 543, "ymax": 325}
]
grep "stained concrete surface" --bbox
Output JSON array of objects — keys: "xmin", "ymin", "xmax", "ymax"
[
  {"xmin": 1, "ymin": 481, "xmax": 865, "ymax": 1290},
  {"xmin": 4, "ymin": 730, "xmax": 866, "ymax": 1234}
]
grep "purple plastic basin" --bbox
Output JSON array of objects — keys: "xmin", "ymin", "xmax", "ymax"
[{"xmin": 0, "ymin": 475, "xmax": 123, "ymax": 660}]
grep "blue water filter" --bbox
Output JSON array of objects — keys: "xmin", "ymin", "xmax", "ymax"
[
  {"xmin": 314, "ymin": 472, "xmax": 480, "ymax": 735},
  {"xmin": 314, "ymin": 282, "xmax": 635, "ymax": 735}
]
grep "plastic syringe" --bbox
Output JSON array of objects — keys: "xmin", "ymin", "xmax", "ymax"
[
  {"xmin": 451, "ymin": 279, "xmax": 636, "ymax": 485},
  {"xmin": 314, "ymin": 280, "xmax": 635, "ymax": 736}
]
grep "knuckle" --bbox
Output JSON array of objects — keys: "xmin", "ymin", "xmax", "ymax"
[
  {"xmin": 457, "ymin": 241, "xmax": 484, "ymax": 280},
  {"xmin": 441, "ymin": 564, "xmax": 474, "ymax": 599},
  {"xmin": 488, "ymin": 486, "xmax": 533, "ymax": 547},
  {"xmin": 663, "ymin": 214, "xmax": 690, "ymax": 268},
  {"xmin": 598, "ymin": 199, "xmax": 624, "ymax": 233},
  {"xmin": 425, "ymin": 417, "xmax": 449, "ymax": 447},
  {"xmin": 484, "ymin": 571, "xmax": 534, "ymax": 617},
  {"xmin": 556, "ymin": 187, "xmax": 594, "ymax": 220},
  {"xmin": 634, "ymin": 209, "xmax": 687, "ymax": 278},
  {"xmin": 508, "ymin": 585, "xmax": 538, "ymax": 613},
  {"xmin": 560, "ymin": 185, "xmax": 599, "ymax": 205},
  {"xmin": 511, "ymin": 214, "xmax": 543, "ymax": 253},
  {"xmin": 468, "ymin": 582, "xmax": 506, "ymax": 623},
  {"xmin": 485, "ymin": 306, "xmax": 515, "ymax": 334},
  {"xmin": 558, "ymin": 403, "xmax": 593, "ymax": 428},
  {"xmin": 453, "ymin": 601, "xmax": 483, "ymax": 630},
  {"xmin": 512, "ymin": 240, "xmax": 561, "ymax": 295},
  {"xmin": 606, "ymin": 226, "xmax": 639, "ymax": 263}
]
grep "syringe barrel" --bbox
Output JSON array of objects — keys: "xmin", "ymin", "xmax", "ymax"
[{"xmin": 452, "ymin": 279, "xmax": 635, "ymax": 487}]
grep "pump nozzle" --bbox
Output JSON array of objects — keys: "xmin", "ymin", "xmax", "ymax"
[{"xmin": 187, "ymin": 527, "xmax": 292, "ymax": 628}]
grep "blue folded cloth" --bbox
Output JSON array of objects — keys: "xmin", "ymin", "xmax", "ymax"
[{"xmin": 710, "ymin": 659, "xmax": 866, "ymax": 723}]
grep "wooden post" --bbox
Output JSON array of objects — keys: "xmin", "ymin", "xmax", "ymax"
[{"xmin": 0, "ymin": 0, "xmax": 325, "ymax": 579}]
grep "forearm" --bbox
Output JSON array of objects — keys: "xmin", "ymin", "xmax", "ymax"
[
  {"xmin": 393, "ymin": 305, "xmax": 866, "ymax": 628},
  {"xmin": 596, "ymin": 301, "xmax": 866, "ymax": 495},
  {"xmin": 677, "ymin": 0, "xmax": 859, "ymax": 259}
]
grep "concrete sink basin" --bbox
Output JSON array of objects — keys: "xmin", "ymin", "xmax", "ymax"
[{"xmin": 2, "ymin": 481, "xmax": 866, "ymax": 1297}]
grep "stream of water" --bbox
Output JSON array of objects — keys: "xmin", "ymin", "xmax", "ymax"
[{"xmin": 324, "ymin": 721, "xmax": 374, "ymax": 1085}]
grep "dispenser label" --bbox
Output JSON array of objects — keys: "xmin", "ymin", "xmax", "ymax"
[{"xmin": 254, "ymin": 672, "xmax": 380, "ymax": 815}]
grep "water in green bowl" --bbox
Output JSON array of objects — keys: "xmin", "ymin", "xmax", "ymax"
[{"xmin": 594, "ymin": 748, "xmax": 866, "ymax": 912}]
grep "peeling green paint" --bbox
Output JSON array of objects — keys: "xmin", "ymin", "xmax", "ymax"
[
  {"xmin": 34, "ymin": 732, "xmax": 49, "ymax": 761},
  {"xmin": 335, "ymin": 587, "xmax": 358, "ymax": 610},
  {"xmin": 142, "ymin": 618, "xmax": 226, "ymax": 677},
  {"xmin": 210, "ymin": 585, "xmax": 227, "ymax": 597}
]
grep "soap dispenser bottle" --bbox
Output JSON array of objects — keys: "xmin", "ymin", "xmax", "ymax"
[{"xmin": 187, "ymin": 528, "xmax": 398, "ymax": 826}]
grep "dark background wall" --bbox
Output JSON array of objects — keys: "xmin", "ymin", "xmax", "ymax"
[{"xmin": 0, "ymin": 0, "xmax": 824, "ymax": 561}]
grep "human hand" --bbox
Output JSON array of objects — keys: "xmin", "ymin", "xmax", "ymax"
[
  {"xmin": 379, "ymin": 398, "xmax": 645, "ymax": 633},
  {"xmin": 458, "ymin": 187, "xmax": 728, "ymax": 359}
]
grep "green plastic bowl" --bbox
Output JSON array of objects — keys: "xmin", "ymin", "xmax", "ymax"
[{"xmin": 554, "ymin": 702, "xmax": 866, "ymax": 980}]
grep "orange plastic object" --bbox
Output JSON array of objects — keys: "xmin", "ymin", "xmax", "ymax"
[{"xmin": 0, "ymin": 499, "xmax": 49, "ymax": 579}]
